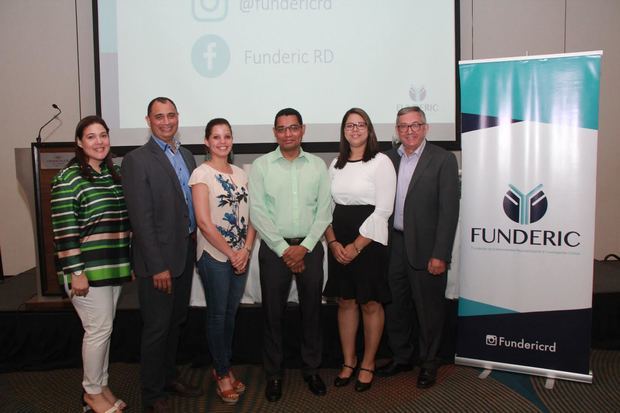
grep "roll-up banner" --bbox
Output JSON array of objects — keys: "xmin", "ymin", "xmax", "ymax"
[{"xmin": 456, "ymin": 51, "xmax": 602, "ymax": 383}]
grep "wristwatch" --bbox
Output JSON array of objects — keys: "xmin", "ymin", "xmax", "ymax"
[{"xmin": 72, "ymin": 270, "xmax": 84, "ymax": 277}]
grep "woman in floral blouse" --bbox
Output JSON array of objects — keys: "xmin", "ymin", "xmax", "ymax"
[{"xmin": 189, "ymin": 118, "xmax": 256, "ymax": 405}]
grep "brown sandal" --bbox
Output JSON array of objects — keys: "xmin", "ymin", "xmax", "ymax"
[
  {"xmin": 212, "ymin": 368, "xmax": 246, "ymax": 394},
  {"xmin": 229, "ymin": 372, "xmax": 246, "ymax": 394},
  {"xmin": 215, "ymin": 376, "xmax": 239, "ymax": 404}
]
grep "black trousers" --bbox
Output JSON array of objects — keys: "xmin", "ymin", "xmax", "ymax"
[
  {"xmin": 258, "ymin": 240, "xmax": 324, "ymax": 378},
  {"xmin": 138, "ymin": 238, "xmax": 195, "ymax": 407},
  {"xmin": 384, "ymin": 231, "xmax": 447, "ymax": 370}
]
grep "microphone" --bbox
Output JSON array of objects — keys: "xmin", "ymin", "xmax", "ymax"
[{"xmin": 36, "ymin": 104, "xmax": 62, "ymax": 143}]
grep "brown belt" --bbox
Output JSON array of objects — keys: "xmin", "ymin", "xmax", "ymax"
[{"xmin": 284, "ymin": 237, "xmax": 304, "ymax": 246}]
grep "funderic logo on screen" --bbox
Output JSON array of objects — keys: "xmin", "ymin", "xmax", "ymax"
[
  {"xmin": 192, "ymin": 0, "xmax": 228, "ymax": 21},
  {"xmin": 503, "ymin": 184, "xmax": 547, "ymax": 225},
  {"xmin": 192, "ymin": 35, "xmax": 230, "ymax": 78},
  {"xmin": 408, "ymin": 85, "xmax": 427, "ymax": 101}
]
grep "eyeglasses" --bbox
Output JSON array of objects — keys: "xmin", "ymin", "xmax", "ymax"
[
  {"xmin": 397, "ymin": 122, "xmax": 426, "ymax": 132},
  {"xmin": 344, "ymin": 122, "xmax": 368, "ymax": 131},
  {"xmin": 275, "ymin": 124, "xmax": 302, "ymax": 134}
]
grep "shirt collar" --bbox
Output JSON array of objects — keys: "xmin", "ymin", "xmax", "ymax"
[
  {"xmin": 397, "ymin": 139, "xmax": 426, "ymax": 159},
  {"xmin": 87, "ymin": 161, "xmax": 108, "ymax": 175},
  {"xmin": 271, "ymin": 146, "xmax": 306, "ymax": 162},
  {"xmin": 151, "ymin": 135, "xmax": 180, "ymax": 152}
]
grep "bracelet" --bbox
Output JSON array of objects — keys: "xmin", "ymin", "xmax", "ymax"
[
  {"xmin": 353, "ymin": 244, "xmax": 361, "ymax": 254},
  {"xmin": 327, "ymin": 240, "xmax": 337, "ymax": 245}
]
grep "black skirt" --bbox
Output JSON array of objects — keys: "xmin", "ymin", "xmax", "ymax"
[{"xmin": 323, "ymin": 204, "xmax": 391, "ymax": 304}]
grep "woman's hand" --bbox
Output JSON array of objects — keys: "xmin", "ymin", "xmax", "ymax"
[
  {"xmin": 232, "ymin": 248, "xmax": 250, "ymax": 274},
  {"xmin": 330, "ymin": 241, "xmax": 352, "ymax": 265},
  {"xmin": 343, "ymin": 243, "xmax": 360, "ymax": 263},
  {"xmin": 71, "ymin": 273, "xmax": 90, "ymax": 297}
]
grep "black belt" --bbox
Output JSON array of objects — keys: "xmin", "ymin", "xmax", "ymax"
[{"xmin": 284, "ymin": 237, "xmax": 304, "ymax": 245}]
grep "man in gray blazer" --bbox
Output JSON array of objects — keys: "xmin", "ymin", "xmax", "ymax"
[
  {"xmin": 122, "ymin": 97, "xmax": 201, "ymax": 412},
  {"xmin": 376, "ymin": 106, "xmax": 459, "ymax": 389}
]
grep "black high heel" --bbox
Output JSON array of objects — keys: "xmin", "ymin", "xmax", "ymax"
[
  {"xmin": 334, "ymin": 363, "xmax": 358, "ymax": 387},
  {"xmin": 354, "ymin": 367, "xmax": 375, "ymax": 392}
]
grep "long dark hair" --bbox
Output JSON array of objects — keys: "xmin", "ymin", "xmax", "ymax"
[
  {"xmin": 334, "ymin": 108, "xmax": 379, "ymax": 169},
  {"xmin": 73, "ymin": 115, "xmax": 120, "ymax": 182}
]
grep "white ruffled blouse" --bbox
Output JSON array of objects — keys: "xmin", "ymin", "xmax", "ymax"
[{"xmin": 329, "ymin": 152, "xmax": 397, "ymax": 245}]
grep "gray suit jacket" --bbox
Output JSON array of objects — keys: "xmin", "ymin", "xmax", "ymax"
[
  {"xmin": 386, "ymin": 142, "xmax": 460, "ymax": 270},
  {"xmin": 121, "ymin": 138, "xmax": 197, "ymax": 278}
]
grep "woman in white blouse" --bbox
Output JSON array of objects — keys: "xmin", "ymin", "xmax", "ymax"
[
  {"xmin": 189, "ymin": 118, "xmax": 256, "ymax": 404},
  {"xmin": 323, "ymin": 108, "xmax": 397, "ymax": 392}
]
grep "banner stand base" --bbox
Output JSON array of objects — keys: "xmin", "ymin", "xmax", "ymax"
[
  {"xmin": 455, "ymin": 356, "xmax": 593, "ymax": 384},
  {"xmin": 478, "ymin": 369, "xmax": 492, "ymax": 379},
  {"xmin": 545, "ymin": 378, "xmax": 555, "ymax": 389}
]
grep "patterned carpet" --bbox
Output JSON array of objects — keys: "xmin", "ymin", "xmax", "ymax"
[{"xmin": 1, "ymin": 350, "xmax": 619, "ymax": 412}]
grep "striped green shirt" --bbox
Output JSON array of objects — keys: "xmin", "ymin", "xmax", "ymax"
[{"xmin": 51, "ymin": 162, "xmax": 131, "ymax": 287}]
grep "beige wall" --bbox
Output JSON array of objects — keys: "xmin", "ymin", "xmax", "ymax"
[
  {"xmin": 1, "ymin": 0, "xmax": 619, "ymax": 274},
  {"xmin": 459, "ymin": 0, "xmax": 620, "ymax": 260}
]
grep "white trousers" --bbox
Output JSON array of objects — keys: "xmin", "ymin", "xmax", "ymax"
[{"xmin": 69, "ymin": 284, "xmax": 122, "ymax": 394}]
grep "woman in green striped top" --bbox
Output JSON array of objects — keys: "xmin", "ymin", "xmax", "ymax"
[{"xmin": 51, "ymin": 115, "xmax": 131, "ymax": 413}]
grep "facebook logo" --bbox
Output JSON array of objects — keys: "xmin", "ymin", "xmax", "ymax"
[{"xmin": 191, "ymin": 35, "xmax": 230, "ymax": 78}]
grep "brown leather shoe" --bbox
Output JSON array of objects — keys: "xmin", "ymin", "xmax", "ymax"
[
  {"xmin": 164, "ymin": 379, "xmax": 203, "ymax": 397},
  {"xmin": 146, "ymin": 398, "xmax": 171, "ymax": 413}
]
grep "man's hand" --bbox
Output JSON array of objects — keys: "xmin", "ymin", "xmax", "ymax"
[
  {"xmin": 283, "ymin": 245, "xmax": 307, "ymax": 272},
  {"xmin": 427, "ymin": 258, "xmax": 447, "ymax": 276},
  {"xmin": 153, "ymin": 270, "xmax": 172, "ymax": 293},
  {"xmin": 289, "ymin": 261, "xmax": 306, "ymax": 274}
]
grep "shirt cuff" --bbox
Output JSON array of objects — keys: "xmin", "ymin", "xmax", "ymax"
[
  {"xmin": 274, "ymin": 240, "xmax": 289, "ymax": 257},
  {"xmin": 300, "ymin": 237, "xmax": 318, "ymax": 253}
]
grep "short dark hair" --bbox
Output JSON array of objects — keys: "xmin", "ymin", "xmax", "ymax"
[
  {"xmin": 73, "ymin": 115, "xmax": 120, "ymax": 182},
  {"xmin": 147, "ymin": 97, "xmax": 178, "ymax": 116},
  {"xmin": 274, "ymin": 108, "xmax": 302, "ymax": 126},
  {"xmin": 334, "ymin": 108, "xmax": 379, "ymax": 169}
]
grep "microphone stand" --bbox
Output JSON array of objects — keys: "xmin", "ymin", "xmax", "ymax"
[{"xmin": 36, "ymin": 104, "xmax": 62, "ymax": 144}]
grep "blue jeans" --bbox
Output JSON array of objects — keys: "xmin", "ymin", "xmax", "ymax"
[{"xmin": 197, "ymin": 251, "xmax": 248, "ymax": 377}]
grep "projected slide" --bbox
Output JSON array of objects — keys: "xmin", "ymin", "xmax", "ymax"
[{"xmin": 97, "ymin": 0, "xmax": 457, "ymax": 145}]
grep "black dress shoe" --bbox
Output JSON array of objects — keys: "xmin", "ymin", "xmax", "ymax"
[
  {"xmin": 354, "ymin": 367, "xmax": 374, "ymax": 392},
  {"xmin": 416, "ymin": 368, "xmax": 437, "ymax": 389},
  {"xmin": 265, "ymin": 378, "xmax": 282, "ymax": 402},
  {"xmin": 334, "ymin": 363, "xmax": 357, "ymax": 387},
  {"xmin": 375, "ymin": 360, "xmax": 413, "ymax": 377},
  {"xmin": 304, "ymin": 374, "xmax": 327, "ymax": 396},
  {"xmin": 164, "ymin": 379, "xmax": 203, "ymax": 397}
]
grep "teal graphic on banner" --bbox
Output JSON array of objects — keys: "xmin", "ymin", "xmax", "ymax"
[{"xmin": 460, "ymin": 55, "xmax": 601, "ymax": 130}]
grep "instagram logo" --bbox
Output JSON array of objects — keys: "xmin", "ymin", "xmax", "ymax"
[
  {"xmin": 192, "ymin": 0, "xmax": 228, "ymax": 21},
  {"xmin": 486, "ymin": 335, "xmax": 498, "ymax": 346}
]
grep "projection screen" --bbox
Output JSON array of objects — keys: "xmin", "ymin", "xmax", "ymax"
[{"xmin": 94, "ymin": 0, "xmax": 459, "ymax": 149}]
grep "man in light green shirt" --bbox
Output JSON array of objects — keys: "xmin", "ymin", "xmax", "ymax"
[{"xmin": 249, "ymin": 108, "xmax": 332, "ymax": 402}]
